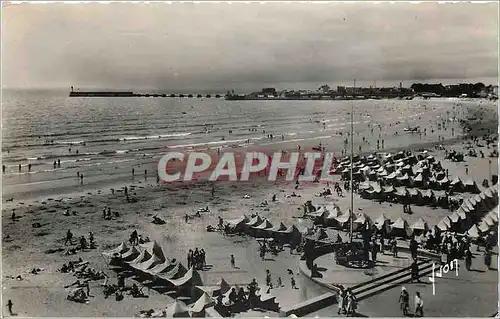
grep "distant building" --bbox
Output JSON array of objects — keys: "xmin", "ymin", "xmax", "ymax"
[{"xmin": 262, "ymin": 88, "xmax": 277, "ymax": 96}]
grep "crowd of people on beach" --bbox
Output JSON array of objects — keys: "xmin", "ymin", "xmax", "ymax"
[{"xmin": 187, "ymin": 248, "xmax": 207, "ymax": 270}]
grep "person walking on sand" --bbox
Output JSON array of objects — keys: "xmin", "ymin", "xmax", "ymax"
[
  {"xmin": 399, "ymin": 286, "xmax": 410, "ymax": 316},
  {"xmin": 6, "ymin": 300, "xmax": 13, "ymax": 316},
  {"xmin": 346, "ymin": 289, "xmax": 357, "ymax": 316},
  {"xmin": 132, "ymin": 168, "xmax": 135, "ymax": 176},
  {"xmin": 144, "ymin": 169, "xmax": 147, "ymax": 180},
  {"xmin": 80, "ymin": 174, "xmax": 84, "ymax": 185},
  {"xmin": 265, "ymin": 269, "xmax": 272, "ymax": 287},
  {"xmin": 465, "ymin": 248, "xmax": 472, "ymax": 270},
  {"xmin": 414, "ymin": 292, "xmax": 424, "ymax": 317},
  {"xmin": 65, "ymin": 230, "xmax": 74, "ymax": 245},
  {"xmin": 337, "ymin": 285, "xmax": 347, "ymax": 314},
  {"xmin": 230, "ymin": 255, "xmax": 235, "ymax": 268},
  {"xmin": 290, "ymin": 276, "xmax": 297, "ymax": 289}
]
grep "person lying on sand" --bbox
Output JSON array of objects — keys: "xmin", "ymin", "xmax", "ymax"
[
  {"xmin": 65, "ymin": 279, "xmax": 89, "ymax": 289},
  {"xmin": 197, "ymin": 206, "xmax": 210, "ymax": 213}
]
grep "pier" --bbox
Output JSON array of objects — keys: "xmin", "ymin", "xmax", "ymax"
[{"xmin": 69, "ymin": 91, "xmax": 223, "ymax": 98}]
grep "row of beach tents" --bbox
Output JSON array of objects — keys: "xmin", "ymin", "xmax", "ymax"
[
  {"xmin": 310, "ymin": 185, "xmax": 498, "ymax": 239},
  {"xmin": 102, "ymin": 241, "xmax": 204, "ymax": 295},
  {"xmin": 443, "ymin": 185, "xmax": 499, "ymax": 238},
  {"xmin": 225, "ymin": 215, "xmax": 302, "ymax": 247},
  {"xmin": 336, "ymin": 151, "xmax": 480, "ymax": 193},
  {"xmin": 308, "ymin": 204, "xmax": 429, "ymax": 238}
]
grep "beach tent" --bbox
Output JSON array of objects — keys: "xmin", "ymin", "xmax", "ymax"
[
  {"xmin": 133, "ymin": 254, "xmax": 163, "ymax": 273},
  {"xmin": 467, "ymin": 224, "xmax": 481, "ymax": 239},
  {"xmin": 147, "ymin": 261, "xmax": 176, "ymax": 276},
  {"xmin": 448, "ymin": 211, "xmax": 461, "ymax": 223},
  {"xmin": 374, "ymin": 214, "xmax": 391, "ymax": 232},
  {"xmin": 390, "ymin": 217, "xmax": 411, "ymax": 238},
  {"xmin": 276, "ymin": 224, "xmax": 302, "ymax": 247},
  {"xmin": 189, "ymin": 292, "xmax": 214, "ymax": 315},
  {"xmin": 157, "ymin": 263, "xmax": 188, "ymax": 280},
  {"xmin": 386, "ymin": 172, "xmax": 397, "ymax": 180},
  {"xmin": 450, "ymin": 177, "xmax": 465, "ymax": 192},
  {"xmin": 413, "ymin": 174, "xmax": 424, "ymax": 187},
  {"xmin": 397, "ymin": 173, "xmax": 410, "ymax": 186},
  {"xmin": 253, "ymin": 219, "xmax": 273, "ymax": 238},
  {"xmin": 456, "ymin": 207, "xmax": 467, "ymax": 219},
  {"xmin": 478, "ymin": 221, "xmax": 491, "ymax": 233},
  {"xmin": 323, "ymin": 207, "xmax": 342, "ymax": 227},
  {"xmin": 166, "ymin": 300, "xmax": 190, "ymax": 318},
  {"xmin": 246, "ymin": 215, "xmax": 263, "ymax": 227},
  {"xmin": 332, "ymin": 212, "xmax": 351, "ymax": 230},
  {"xmin": 378, "ymin": 170, "xmax": 388, "ymax": 177},
  {"xmin": 139, "ymin": 241, "xmax": 166, "ymax": 262},
  {"xmin": 269, "ymin": 221, "xmax": 287, "ymax": 234},
  {"xmin": 245, "ymin": 216, "xmax": 263, "ymax": 236},
  {"xmin": 438, "ymin": 176, "xmax": 449, "ymax": 185},
  {"xmin": 410, "ymin": 218, "xmax": 429, "ymax": 233},
  {"xmin": 487, "ymin": 210, "xmax": 499, "ymax": 223},
  {"xmin": 407, "ymin": 188, "xmax": 423, "ymax": 204},
  {"xmin": 464, "ymin": 180, "xmax": 480, "ymax": 193},
  {"xmin": 483, "ymin": 215, "xmax": 495, "ymax": 227},
  {"xmin": 437, "ymin": 216, "xmax": 452, "ymax": 231},
  {"xmin": 102, "ymin": 242, "xmax": 129, "ymax": 257},
  {"xmin": 120, "ymin": 246, "xmax": 141, "ymax": 262},
  {"xmin": 226, "ymin": 216, "xmax": 249, "ymax": 233},
  {"xmin": 129, "ymin": 250, "xmax": 152, "ymax": 266},
  {"xmin": 383, "ymin": 185, "xmax": 396, "ymax": 194},
  {"xmin": 422, "ymin": 189, "xmax": 436, "ymax": 202},
  {"xmin": 354, "ymin": 213, "xmax": 372, "ymax": 230},
  {"xmin": 413, "ymin": 167, "xmax": 424, "ymax": 175},
  {"xmin": 377, "ymin": 166, "xmax": 385, "ymax": 173},
  {"xmin": 307, "ymin": 228, "xmax": 329, "ymax": 242},
  {"xmin": 163, "ymin": 267, "xmax": 203, "ymax": 288},
  {"xmin": 211, "ymin": 278, "xmax": 231, "ymax": 297}
]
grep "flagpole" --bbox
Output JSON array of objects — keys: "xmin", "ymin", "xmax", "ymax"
[{"xmin": 349, "ymin": 79, "xmax": 355, "ymax": 244}]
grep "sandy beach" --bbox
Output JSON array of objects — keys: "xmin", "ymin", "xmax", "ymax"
[{"xmin": 2, "ymin": 98, "xmax": 498, "ymax": 317}]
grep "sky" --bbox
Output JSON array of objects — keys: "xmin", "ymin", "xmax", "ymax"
[{"xmin": 2, "ymin": 2, "xmax": 498, "ymax": 92}]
